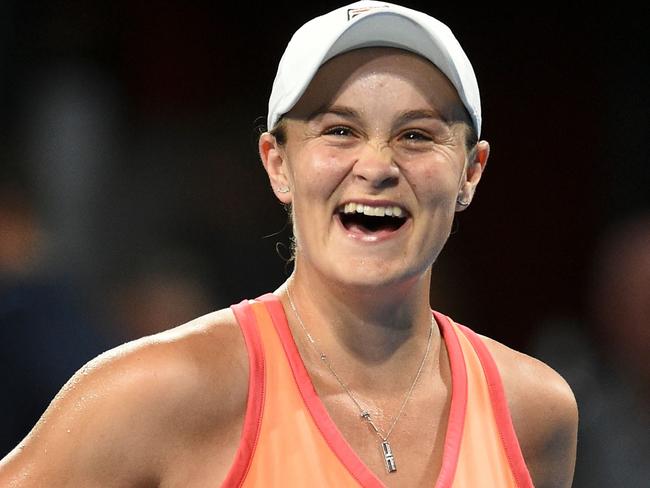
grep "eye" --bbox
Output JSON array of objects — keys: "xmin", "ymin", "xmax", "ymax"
[
  {"xmin": 400, "ymin": 130, "xmax": 432, "ymax": 142},
  {"xmin": 324, "ymin": 126, "xmax": 354, "ymax": 137}
]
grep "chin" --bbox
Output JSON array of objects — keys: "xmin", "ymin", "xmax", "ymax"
[{"xmin": 322, "ymin": 255, "xmax": 431, "ymax": 293}]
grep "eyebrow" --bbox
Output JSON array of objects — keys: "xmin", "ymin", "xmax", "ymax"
[
  {"xmin": 394, "ymin": 109, "xmax": 448, "ymax": 125},
  {"xmin": 307, "ymin": 106, "xmax": 449, "ymax": 126},
  {"xmin": 307, "ymin": 104, "xmax": 361, "ymax": 122}
]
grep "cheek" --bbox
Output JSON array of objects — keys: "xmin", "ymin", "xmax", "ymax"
[
  {"xmin": 294, "ymin": 148, "xmax": 350, "ymax": 193},
  {"xmin": 410, "ymin": 164, "xmax": 461, "ymax": 202}
]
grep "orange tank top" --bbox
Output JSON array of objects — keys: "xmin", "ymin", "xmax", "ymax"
[{"xmin": 222, "ymin": 294, "xmax": 534, "ymax": 487}]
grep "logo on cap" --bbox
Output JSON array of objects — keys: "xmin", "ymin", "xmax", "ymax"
[{"xmin": 347, "ymin": 4, "xmax": 391, "ymax": 21}]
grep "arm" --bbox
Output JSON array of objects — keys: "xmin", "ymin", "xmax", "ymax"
[
  {"xmin": 0, "ymin": 309, "xmax": 248, "ymax": 487},
  {"xmin": 485, "ymin": 338, "xmax": 579, "ymax": 488}
]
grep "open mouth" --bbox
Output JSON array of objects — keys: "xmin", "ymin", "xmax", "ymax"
[{"xmin": 337, "ymin": 202, "xmax": 409, "ymax": 235}]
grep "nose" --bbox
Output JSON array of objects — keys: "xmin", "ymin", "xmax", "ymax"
[{"xmin": 352, "ymin": 142, "xmax": 399, "ymax": 189}]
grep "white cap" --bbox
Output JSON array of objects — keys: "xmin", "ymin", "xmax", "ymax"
[{"xmin": 267, "ymin": 0, "xmax": 482, "ymax": 137}]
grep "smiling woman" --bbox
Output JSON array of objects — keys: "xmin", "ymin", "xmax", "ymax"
[
  {"xmin": 260, "ymin": 48, "xmax": 485, "ymax": 289},
  {"xmin": 0, "ymin": 2, "xmax": 578, "ymax": 488}
]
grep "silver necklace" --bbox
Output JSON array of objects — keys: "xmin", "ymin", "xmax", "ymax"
[{"xmin": 286, "ymin": 286, "xmax": 434, "ymax": 474}]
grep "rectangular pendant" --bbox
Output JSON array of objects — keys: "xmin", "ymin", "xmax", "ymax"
[{"xmin": 381, "ymin": 440, "xmax": 397, "ymax": 473}]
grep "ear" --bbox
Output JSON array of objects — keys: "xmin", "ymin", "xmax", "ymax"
[
  {"xmin": 456, "ymin": 140, "xmax": 490, "ymax": 212},
  {"xmin": 259, "ymin": 132, "xmax": 292, "ymax": 204}
]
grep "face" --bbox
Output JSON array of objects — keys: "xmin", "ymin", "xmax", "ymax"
[{"xmin": 260, "ymin": 48, "xmax": 489, "ymax": 290}]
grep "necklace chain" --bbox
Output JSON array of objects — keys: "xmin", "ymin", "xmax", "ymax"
[{"xmin": 285, "ymin": 286, "xmax": 434, "ymax": 472}]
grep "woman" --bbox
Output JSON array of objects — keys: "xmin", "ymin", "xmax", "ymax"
[{"xmin": 0, "ymin": 1, "xmax": 577, "ymax": 487}]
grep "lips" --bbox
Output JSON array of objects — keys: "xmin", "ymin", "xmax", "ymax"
[{"xmin": 336, "ymin": 201, "xmax": 409, "ymax": 240}]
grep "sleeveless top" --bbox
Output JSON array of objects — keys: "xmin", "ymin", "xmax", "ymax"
[{"xmin": 222, "ymin": 294, "xmax": 534, "ymax": 487}]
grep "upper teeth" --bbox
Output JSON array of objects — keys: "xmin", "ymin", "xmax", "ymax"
[{"xmin": 341, "ymin": 203, "xmax": 404, "ymax": 218}]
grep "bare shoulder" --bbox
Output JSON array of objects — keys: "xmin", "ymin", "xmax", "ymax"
[
  {"xmin": 0, "ymin": 307, "xmax": 248, "ymax": 487},
  {"xmin": 479, "ymin": 334, "xmax": 578, "ymax": 488}
]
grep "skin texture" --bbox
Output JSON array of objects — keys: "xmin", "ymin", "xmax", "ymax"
[{"xmin": 0, "ymin": 48, "xmax": 577, "ymax": 487}]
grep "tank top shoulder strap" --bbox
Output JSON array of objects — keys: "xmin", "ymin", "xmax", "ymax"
[
  {"xmin": 454, "ymin": 323, "xmax": 533, "ymax": 487},
  {"xmin": 225, "ymin": 295, "xmax": 372, "ymax": 488},
  {"xmin": 221, "ymin": 298, "xmax": 266, "ymax": 487},
  {"xmin": 437, "ymin": 313, "xmax": 534, "ymax": 488}
]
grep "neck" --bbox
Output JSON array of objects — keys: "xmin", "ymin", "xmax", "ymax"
[{"xmin": 280, "ymin": 263, "xmax": 436, "ymax": 365}]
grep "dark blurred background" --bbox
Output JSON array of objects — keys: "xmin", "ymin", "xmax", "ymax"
[{"xmin": 1, "ymin": 1, "xmax": 648, "ymax": 485}]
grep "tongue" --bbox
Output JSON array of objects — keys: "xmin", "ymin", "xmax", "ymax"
[
  {"xmin": 345, "ymin": 219, "xmax": 400, "ymax": 235},
  {"xmin": 347, "ymin": 222, "xmax": 377, "ymax": 234},
  {"xmin": 345, "ymin": 222, "xmax": 401, "ymax": 241}
]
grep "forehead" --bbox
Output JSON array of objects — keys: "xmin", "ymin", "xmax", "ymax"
[{"xmin": 287, "ymin": 47, "xmax": 467, "ymax": 123}]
